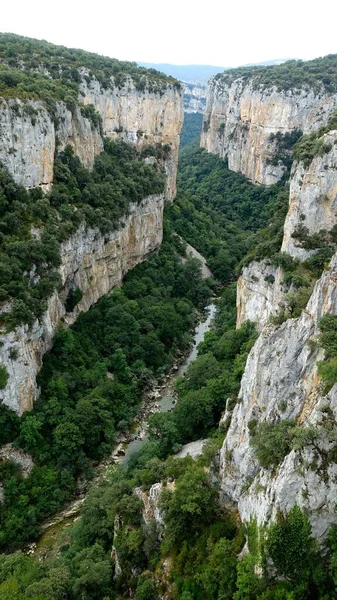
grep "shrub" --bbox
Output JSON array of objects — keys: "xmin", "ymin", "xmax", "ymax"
[
  {"xmin": 250, "ymin": 420, "xmax": 316, "ymax": 468},
  {"xmin": 0, "ymin": 365, "xmax": 8, "ymax": 389}
]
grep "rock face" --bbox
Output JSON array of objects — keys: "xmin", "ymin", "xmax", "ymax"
[
  {"xmin": 220, "ymin": 252, "xmax": 337, "ymax": 543},
  {"xmin": 281, "ymin": 131, "xmax": 337, "ymax": 259},
  {"xmin": 236, "ymin": 128, "xmax": 337, "ymax": 329},
  {"xmin": 80, "ymin": 73, "xmax": 183, "ymax": 199},
  {"xmin": 0, "ymin": 75, "xmax": 183, "ymax": 199},
  {"xmin": 201, "ymin": 77, "xmax": 337, "ymax": 184},
  {"xmin": 221, "ymin": 129, "xmax": 337, "ymax": 543},
  {"xmin": 183, "ymin": 83, "xmax": 206, "ymax": 114},
  {"xmin": 0, "ymin": 444, "xmax": 34, "ymax": 478},
  {"xmin": 0, "ymin": 194, "xmax": 164, "ymax": 414},
  {"xmin": 236, "ymin": 261, "xmax": 284, "ymax": 330}
]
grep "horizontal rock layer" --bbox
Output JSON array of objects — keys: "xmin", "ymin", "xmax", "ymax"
[
  {"xmin": 0, "ymin": 194, "xmax": 164, "ymax": 414},
  {"xmin": 201, "ymin": 77, "xmax": 337, "ymax": 185}
]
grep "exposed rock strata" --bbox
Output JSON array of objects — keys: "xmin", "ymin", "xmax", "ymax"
[
  {"xmin": 236, "ymin": 261, "xmax": 284, "ymax": 330},
  {"xmin": 221, "ymin": 251, "xmax": 337, "ymax": 543},
  {"xmin": 0, "ymin": 194, "xmax": 164, "ymax": 414},
  {"xmin": 80, "ymin": 73, "xmax": 183, "ymax": 199},
  {"xmin": 201, "ymin": 77, "xmax": 337, "ymax": 184}
]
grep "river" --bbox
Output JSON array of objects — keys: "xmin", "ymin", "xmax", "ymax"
[
  {"xmin": 122, "ymin": 301, "xmax": 217, "ymax": 462},
  {"xmin": 31, "ymin": 301, "xmax": 217, "ymax": 558}
]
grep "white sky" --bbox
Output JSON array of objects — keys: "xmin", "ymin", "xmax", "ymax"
[{"xmin": 2, "ymin": 0, "xmax": 337, "ymax": 67}]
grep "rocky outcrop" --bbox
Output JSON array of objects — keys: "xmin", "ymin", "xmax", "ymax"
[
  {"xmin": 0, "ymin": 194, "xmax": 164, "ymax": 414},
  {"xmin": 222, "ymin": 123, "xmax": 337, "ymax": 542},
  {"xmin": 0, "ymin": 99, "xmax": 56, "ymax": 193},
  {"xmin": 175, "ymin": 439, "xmax": 208, "ymax": 459},
  {"xmin": 236, "ymin": 261, "xmax": 284, "ymax": 330},
  {"xmin": 0, "ymin": 444, "xmax": 34, "ymax": 478},
  {"xmin": 0, "ymin": 75, "xmax": 183, "ymax": 199},
  {"xmin": 281, "ymin": 131, "xmax": 337, "ymax": 259},
  {"xmin": 183, "ymin": 83, "xmax": 206, "ymax": 114},
  {"xmin": 236, "ymin": 129, "xmax": 337, "ymax": 328},
  {"xmin": 80, "ymin": 73, "xmax": 183, "ymax": 199},
  {"xmin": 135, "ymin": 482, "xmax": 166, "ymax": 528},
  {"xmin": 201, "ymin": 76, "xmax": 337, "ymax": 185},
  {"xmin": 220, "ymin": 251, "xmax": 337, "ymax": 544}
]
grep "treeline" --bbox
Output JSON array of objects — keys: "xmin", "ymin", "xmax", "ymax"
[
  {"xmin": 214, "ymin": 53, "xmax": 337, "ymax": 92},
  {"xmin": 0, "ymin": 33, "xmax": 180, "ymax": 100}
]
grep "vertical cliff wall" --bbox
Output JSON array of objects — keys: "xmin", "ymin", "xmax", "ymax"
[
  {"xmin": 183, "ymin": 83, "xmax": 206, "ymax": 114},
  {"xmin": 236, "ymin": 261, "xmax": 284, "ymax": 330},
  {"xmin": 221, "ymin": 253, "xmax": 337, "ymax": 543},
  {"xmin": 80, "ymin": 73, "xmax": 183, "ymax": 199},
  {"xmin": 201, "ymin": 76, "xmax": 337, "ymax": 185},
  {"xmin": 236, "ymin": 129, "xmax": 337, "ymax": 329},
  {"xmin": 0, "ymin": 76, "xmax": 183, "ymax": 199},
  {"xmin": 281, "ymin": 131, "xmax": 337, "ymax": 259},
  {"xmin": 222, "ymin": 127, "xmax": 337, "ymax": 543},
  {"xmin": 0, "ymin": 194, "xmax": 164, "ymax": 414}
]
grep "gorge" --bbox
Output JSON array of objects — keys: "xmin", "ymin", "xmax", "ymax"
[{"xmin": 1, "ymin": 37, "xmax": 337, "ymax": 600}]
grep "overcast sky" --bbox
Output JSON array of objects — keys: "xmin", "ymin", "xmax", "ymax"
[{"xmin": 2, "ymin": 0, "xmax": 336, "ymax": 67}]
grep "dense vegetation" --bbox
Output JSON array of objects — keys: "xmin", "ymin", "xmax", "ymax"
[
  {"xmin": 0, "ymin": 226, "xmax": 213, "ymax": 550},
  {"xmin": 0, "ymin": 140, "xmax": 165, "ymax": 329},
  {"xmin": 249, "ymin": 419, "xmax": 316, "ymax": 469},
  {"xmin": 0, "ymin": 33, "xmax": 180, "ymax": 103},
  {"xmin": 317, "ymin": 314, "xmax": 337, "ymax": 392},
  {"xmin": 214, "ymin": 53, "xmax": 337, "ymax": 92},
  {"xmin": 180, "ymin": 114, "xmax": 203, "ymax": 148},
  {"xmin": 0, "ymin": 288, "xmax": 336, "ymax": 599},
  {"xmin": 168, "ymin": 145, "xmax": 289, "ymax": 282}
]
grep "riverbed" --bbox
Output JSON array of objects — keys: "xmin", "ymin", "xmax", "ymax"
[
  {"xmin": 122, "ymin": 302, "xmax": 217, "ymax": 462},
  {"xmin": 31, "ymin": 301, "xmax": 217, "ymax": 558}
]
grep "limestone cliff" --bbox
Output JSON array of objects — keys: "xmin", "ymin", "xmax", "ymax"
[
  {"xmin": 0, "ymin": 49, "xmax": 184, "ymax": 414},
  {"xmin": 183, "ymin": 83, "xmax": 206, "ymax": 114},
  {"xmin": 236, "ymin": 128, "xmax": 337, "ymax": 329},
  {"xmin": 221, "ymin": 252, "xmax": 337, "ymax": 543},
  {"xmin": 222, "ymin": 128, "xmax": 337, "ymax": 543},
  {"xmin": 201, "ymin": 76, "xmax": 337, "ymax": 185},
  {"xmin": 0, "ymin": 76, "xmax": 183, "ymax": 199},
  {"xmin": 0, "ymin": 195, "xmax": 164, "ymax": 414},
  {"xmin": 236, "ymin": 261, "xmax": 284, "ymax": 331},
  {"xmin": 80, "ymin": 72, "xmax": 183, "ymax": 199},
  {"xmin": 282, "ymin": 130, "xmax": 337, "ymax": 259}
]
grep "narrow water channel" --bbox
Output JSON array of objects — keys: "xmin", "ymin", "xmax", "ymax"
[{"xmin": 122, "ymin": 302, "xmax": 217, "ymax": 462}]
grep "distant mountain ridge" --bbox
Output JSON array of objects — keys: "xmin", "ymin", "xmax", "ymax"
[
  {"xmin": 137, "ymin": 63, "xmax": 227, "ymax": 84},
  {"xmin": 138, "ymin": 59, "xmax": 293, "ymax": 84}
]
